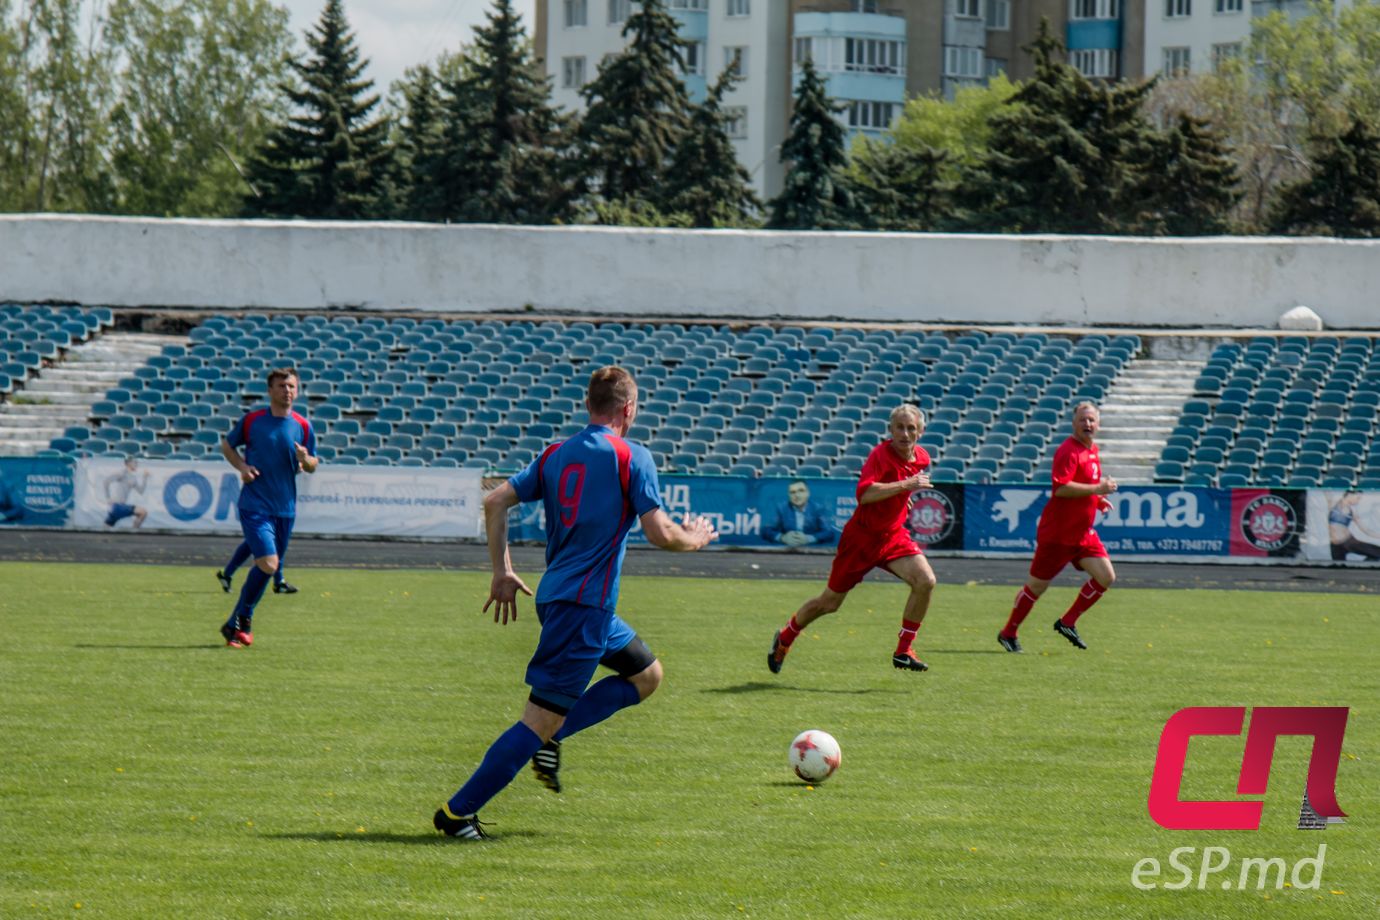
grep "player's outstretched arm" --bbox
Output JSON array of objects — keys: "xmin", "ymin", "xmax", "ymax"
[
  {"xmin": 641, "ymin": 508, "xmax": 717, "ymax": 552},
  {"xmin": 481, "ymin": 481, "xmax": 532, "ymax": 623}
]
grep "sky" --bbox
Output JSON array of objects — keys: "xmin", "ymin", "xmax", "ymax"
[{"xmin": 280, "ymin": 0, "xmax": 538, "ymax": 93}]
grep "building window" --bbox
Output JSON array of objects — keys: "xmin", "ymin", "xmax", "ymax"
[
  {"xmin": 724, "ymin": 106, "xmax": 748, "ymax": 139},
  {"xmin": 954, "ymin": 0, "xmax": 982, "ymax": 18},
  {"xmin": 1212, "ymin": 42, "xmax": 1241, "ymax": 70},
  {"xmin": 683, "ymin": 41, "xmax": 705, "ymax": 76},
  {"xmin": 670, "ymin": 0, "xmax": 708, "ymax": 9},
  {"xmin": 846, "ymin": 100, "xmax": 898, "ymax": 130},
  {"xmin": 985, "ymin": 57, "xmax": 1007, "ymax": 77},
  {"xmin": 564, "ymin": 0, "xmax": 587, "ymax": 28},
  {"xmin": 727, "ymin": 0, "xmax": 750, "ymax": 15},
  {"xmin": 1070, "ymin": 48, "xmax": 1118, "ymax": 78},
  {"xmin": 794, "ymin": 36, "xmax": 813, "ymax": 66},
  {"xmin": 853, "ymin": 0, "xmax": 879, "ymax": 11},
  {"xmin": 986, "ymin": 0, "xmax": 1010, "ymax": 30},
  {"xmin": 1071, "ymin": 0, "xmax": 1120, "ymax": 18},
  {"xmin": 1165, "ymin": 0, "xmax": 1191, "ymax": 17},
  {"xmin": 725, "ymin": 46, "xmax": 748, "ymax": 77},
  {"xmin": 1162, "ymin": 46, "xmax": 1191, "ymax": 76},
  {"xmin": 845, "ymin": 38, "xmax": 904, "ymax": 74},
  {"xmin": 608, "ymin": 0, "xmax": 632, "ymax": 24},
  {"xmin": 1214, "ymin": 0, "xmax": 1242, "ymax": 10},
  {"xmin": 561, "ymin": 56, "xmax": 587, "ymax": 88},
  {"xmin": 943, "ymin": 45, "xmax": 983, "ymax": 78}
]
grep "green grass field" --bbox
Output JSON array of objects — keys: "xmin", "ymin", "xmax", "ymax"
[{"xmin": 1, "ymin": 562, "xmax": 1375, "ymax": 919}]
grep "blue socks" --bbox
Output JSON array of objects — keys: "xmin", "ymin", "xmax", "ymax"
[
  {"xmin": 227, "ymin": 565, "xmax": 272, "ymax": 630},
  {"xmin": 223, "ymin": 542, "xmax": 252, "ymax": 580},
  {"xmin": 447, "ymin": 722, "xmax": 543, "ymax": 817},
  {"xmin": 225, "ymin": 543, "xmax": 285, "ymax": 587},
  {"xmin": 555, "ymin": 676, "xmax": 641, "ymax": 741}
]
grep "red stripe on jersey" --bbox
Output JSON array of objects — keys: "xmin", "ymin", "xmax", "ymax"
[
  {"xmin": 598, "ymin": 434, "xmax": 635, "ymax": 605},
  {"xmin": 536, "ymin": 441, "xmax": 565, "ymax": 481},
  {"xmin": 241, "ymin": 408, "xmax": 269, "ymax": 446},
  {"xmin": 575, "ymin": 433, "xmax": 635, "ymax": 607},
  {"xmin": 290, "ymin": 410, "xmax": 312, "ymax": 443}
]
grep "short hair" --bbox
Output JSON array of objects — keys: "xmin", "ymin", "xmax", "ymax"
[
  {"xmin": 587, "ymin": 366, "xmax": 637, "ymax": 415},
  {"xmin": 267, "ymin": 366, "xmax": 299, "ymax": 388},
  {"xmin": 890, "ymin": 404, "xmax": 925, "ymax": 427},
  {"xmin": 789, "ymin": 479, "xmax": 808, "ymax": 490},
  {"xmin": 1072, "ymin": 401, "xmax": 1099, "ymax": 419}
]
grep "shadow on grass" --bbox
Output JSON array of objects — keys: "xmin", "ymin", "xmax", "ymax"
[
  {"xmin": 703, "ymin": 681, "xmax": 897, "ymax": 695},
  {"xmin": 925, "ymin": 648, "xmax": 1006, "ymax": 655},
  {"xmin": 269, "ymin": 830, "xmax": 541, "ymax": 844},
  {"xmin": 73, "ymin": 643, "xmax": 224, "ymax": 651}
]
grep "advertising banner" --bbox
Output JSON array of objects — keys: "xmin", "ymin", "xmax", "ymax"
[
  {"xmin": 72, "ymin": 459, "xmax": 482, "ymax": 537},
  {"xmin": 963, "ymin": 484, "xmax": 1236, "ymax": 557},
  {"xmin": 509, "ymin": 474, "xmax": 963, "ymax": 550},
  {"xmin": 1301, "ymin": 489, "xmax": 1380, "ymax": 564},
  {"xmin": 0, "ymin": 457, "xmax": 73, "ymax": 527}
]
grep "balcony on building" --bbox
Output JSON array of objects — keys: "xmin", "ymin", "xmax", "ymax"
[{"xmin": 794, "ymin": 9, "xmax": 907, "ymax": 136}]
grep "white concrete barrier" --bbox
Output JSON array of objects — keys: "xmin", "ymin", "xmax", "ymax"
[{"xmin": 5, "ymin": 214, "xmax": 1378, "ymax": 328}]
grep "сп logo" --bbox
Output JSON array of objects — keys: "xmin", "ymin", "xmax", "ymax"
[{"xmin": 1148, "ymin": 707, "xmax": 1348, "ymax": 830}]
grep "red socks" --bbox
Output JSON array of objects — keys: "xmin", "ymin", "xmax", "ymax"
[
  {"xmin": 895, "ymin": 619, "xmax": 922, "ymax": 656},
  {"xmin": 1060, "ymin": 579, "xmax": 1107, "ymax": 626},
  {"xmin": 1002, "ymin": 586, "xmax": 1039, "ymax": 637},
  {"xmin": 777, "ymin": 615, "xmax": 804, "ymax": 648}
]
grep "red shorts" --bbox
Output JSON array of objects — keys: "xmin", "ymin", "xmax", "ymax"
[
  {"xmin": 827, "ymin": 527, "xmax": 923, "ymax": 594},
  {"xmin": 1029, "ymin": 530, "xmax": 1108, "ymax": 581}
]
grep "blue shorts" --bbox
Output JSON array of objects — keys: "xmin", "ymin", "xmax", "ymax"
[
  {"xmin": 240, "ymin": 509, "xmax": 294, "ymax": 561},
  {"xmin": 105, "ymin": 503, "xmax": 136, "ymax": 526},
  {"xmin": 526, "ymin": 601, "xmax": 637, "ymax": 712}
]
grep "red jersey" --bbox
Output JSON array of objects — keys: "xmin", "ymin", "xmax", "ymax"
[
  {"xmin": 849, "ymin": 440, "xmax": 931, "ymax": 536},
  {"xmin": 1036, "ymin": 436, "xmax": 1103, "ymax": 545}
]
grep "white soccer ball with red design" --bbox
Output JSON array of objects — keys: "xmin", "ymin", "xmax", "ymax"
[{"xmin": 789, "ymin": 729, "xmax": 841, "ymax": 783}]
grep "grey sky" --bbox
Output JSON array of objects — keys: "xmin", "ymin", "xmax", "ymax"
[{"xmin": 280, "ymin": 0, "xmax": 538, "ymax": 92}]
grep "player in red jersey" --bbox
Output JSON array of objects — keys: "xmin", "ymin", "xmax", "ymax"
[
  {"xmin": 998, "ymin": 402, "xmax": 1118, "ymax": 653},
  {"xmin": 767, "ymin": 404, "xmax": 938, "ymax": 674}
]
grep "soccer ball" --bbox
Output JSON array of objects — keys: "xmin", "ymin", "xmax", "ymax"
[{"xmin": 789, "ymin": 729, "xmax": 841, "ymax": 783}]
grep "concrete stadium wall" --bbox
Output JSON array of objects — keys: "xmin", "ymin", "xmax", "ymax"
[{"xmin": 4, "ymin": 214, "xmax": 1378, "ymax": 328}]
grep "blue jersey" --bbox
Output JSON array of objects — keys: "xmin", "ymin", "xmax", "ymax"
[
  {"xmin": 227, "ymin": 408, "xmax": 316, "ymax": 518},
  {"xmin": 509, "ymin": 424, "xmax": 662, "ymax": 611}
]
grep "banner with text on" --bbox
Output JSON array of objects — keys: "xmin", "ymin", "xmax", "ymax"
[
  {"xmin": 72, "ymin": 459, "xmax": 482, "ymax": 538},
  {"xmin": 506, "ymin": 474, "xmax": 964, "ymax": 550},
  {"xmin": 0, "ymin": 457, "xmax": 73, "ymax": 527}
]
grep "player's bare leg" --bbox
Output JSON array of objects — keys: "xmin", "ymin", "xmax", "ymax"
[
  {"xmin": 1054, "ymin": 557, "xmax": 1116, "ymax": 650},
  {"xmin": 768, "ymin": 588, "xmax": 847, "ymax": 673},
  {"xmin": 885, "ymin": 554, "xmax": 936, "ymax": 671}
]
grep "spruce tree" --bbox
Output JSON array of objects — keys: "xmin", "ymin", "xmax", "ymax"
[
  {"xmin": 852, "ymin": 140, "xmax": 953, "ymax": 231},
  {"xmin": 661, "ymin": 69, "xmax": 761, "ymax": 227},
  {"xmin": 241, "ymin": 0, "xmax": 390, "ymax": 219},
  {"xmin": 577, "ymin": 0, "xmax": 691, "ymax": 210},
  {"xmin": 1133, "ymin": 113, "xmax": 1241, "ymax": 235},
  {"xmin": 395, "ymin": 65, "xmax": 448, "ymax": 221},
  {"xmin": 1271, "ymin": 118, "xmax": 1380, "ymax": 237},
  {"xmin": 768, "ymin": 58, "xmax": 865, "ymax": 230},
  {"xmin": 959, "ymin": 20, "xmax": 1156, "ymax": 233},
  {"xmin": 435, "ymin": 0, "xmax": 573, "ymax": 224}
]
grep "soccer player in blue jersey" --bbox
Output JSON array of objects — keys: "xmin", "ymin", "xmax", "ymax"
[
  {"xmin": 434, "ymin": 366, "xmax": 717, "ymax": 840},
  {"xmin": 216, "ymin": 541, "xmax": 296, "ymax": 594},
  {"xmin": 218, "ymin": 367, "xmax": 318, "ymax": 648}
]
